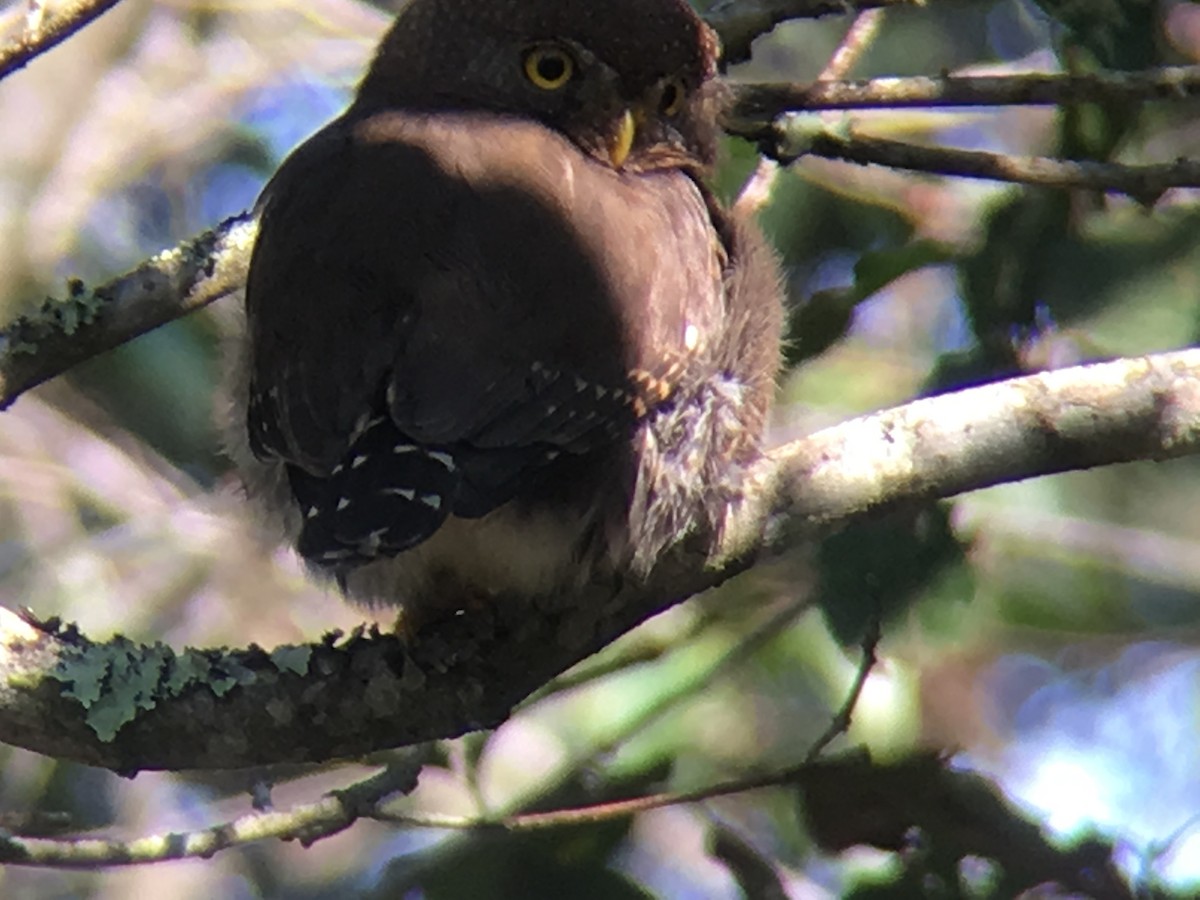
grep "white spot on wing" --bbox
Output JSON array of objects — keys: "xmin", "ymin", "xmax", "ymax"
[
  {"xmin": 684, "ymin": 323, "xmax": 700, "ymax": 350},
  {"xmin": 426, "ymin": 450, "xmax": 456, "ymax": 470},
  {"xmin": 336, "ymin": 497, "xmax": 351, "ymax": 511}
]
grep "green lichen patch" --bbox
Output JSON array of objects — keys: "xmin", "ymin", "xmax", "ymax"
[
  {"xmin": 5, "ymin": 279, "xmax": 107, "ymax": 356},
  {"xmin": 48, "ymin": 637, "xmax": 260, "ymax": 743},
  {"xmin": 269, "ymin": 645, "xmax": 312, "ymax": 677}
]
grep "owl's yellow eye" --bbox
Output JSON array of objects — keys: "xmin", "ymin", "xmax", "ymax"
[
  {"xmin": 523, "ymin": 46, "xmax": 575, "ymax": 90},
  {"xmin": 659, "ymin": 78, "xmax": 685, "ymax": 116}
]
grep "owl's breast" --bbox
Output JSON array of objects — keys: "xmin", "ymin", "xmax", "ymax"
[
  {"xmin": 236, "ymin": 106, "xmax": 773, "ymax": 619},
  {"xmin": 358, "ymin": 110, "xmax": 728, "ymax": 370}
]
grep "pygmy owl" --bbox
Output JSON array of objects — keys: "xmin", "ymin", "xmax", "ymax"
[{"xmin": 226, "ymin": 0, "xmax": 784, "ymax": 621}]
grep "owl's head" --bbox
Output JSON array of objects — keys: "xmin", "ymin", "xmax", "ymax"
[{"xmin": 357, "ymin": 0, "xmax": 724, "ymax": 173}]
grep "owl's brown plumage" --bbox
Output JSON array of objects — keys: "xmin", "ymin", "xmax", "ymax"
[{"xmin": 227, "ymin": 0, "xmax": 783, "ymax": 618}]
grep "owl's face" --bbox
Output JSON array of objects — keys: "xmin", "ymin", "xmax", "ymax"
[{"xmin": 357, "ymin": 0, "xmax": 723, "ymax": 173}]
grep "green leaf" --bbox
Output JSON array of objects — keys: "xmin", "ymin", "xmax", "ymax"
[
  {"xmin": 788, "ymin": 240, "xmax": 955, "ymax": 364},
  {"xmin": 815, "ymin": 504, "xmax": 970, "ymax": 646},
  {"xmin": 1032, "ymin": 0, "xmax": 1160, "ymax": 70}
]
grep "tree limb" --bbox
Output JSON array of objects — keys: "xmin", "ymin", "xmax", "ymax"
[
  {"xmin": 748, "ymin": 121, "xmax": 1200, "ymax": 202},
  {"xmin": 0, "ymin": 349, "xmax": 1195, "ymax": 772},
  {"xmin": 0, "ymin": 0, "xmax": 125, "ymax": 82},
  {"xmin": 0, "ymin": 759, "xmax": 423, "ymax": 866},
  {"xmin": 735, "ymin": 7, "xmax": 886, "ymax": 213},
  {"xmin": 731, "ymin": 65, "xmax": 1200, "ymax": 113},
  {"xmin": 0, "ymin": 213, "xmax": 257, "ymax": 409}
]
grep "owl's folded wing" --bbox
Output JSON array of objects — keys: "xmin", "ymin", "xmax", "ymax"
[{"xmin": 244, "ymin": 111, "xmax": 709, "ymax": 565}]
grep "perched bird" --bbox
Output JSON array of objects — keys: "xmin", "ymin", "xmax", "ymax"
[{"xmin": 225, "ymin": 0, "xmax": 783, "ymax": 622}]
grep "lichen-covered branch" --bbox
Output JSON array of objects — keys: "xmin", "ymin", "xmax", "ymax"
[
  {"xmin": 0, "ymin": 0, "xmax": 125, "ymax": 82},
  {"xmin": 0, "ymin": 760, "xmax": 423, "ymax": 866},
  {"xmin": 0, "ymin": 349, "xmax": 1196, "ymax": 772},
  {"xmin": 0, "ymin": 213, "xmax": 256, "ymax": 409}
]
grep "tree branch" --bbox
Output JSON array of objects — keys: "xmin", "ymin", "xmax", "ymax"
[
  {"xmin": 0, "ymin": 213, "xmax": 256, "ymax": 409},
  {"xmin": 732, "ymin": 65, "xmax": 1200, "ymax": 113},
  {"xmin": 0, "ymin": 759, "xmax": 423, "ymax": 866},
  {"xmin": 376, "ymin": 752, "xmax": 1133, "ymax": 898},
  {"xmin": 735, "ymin": 7, "xmax": 886, "ymax": 213},
  {"xmin": 0, "ymin": 350, "xmax": 1195, "ymax": 772},
  {"xmin": 745, "ymin": 121, "xmax": 1200, "ymax": 202},
  {"xmin": 0, "ymin": 0, "xmax": 125, "ymax": 82}
]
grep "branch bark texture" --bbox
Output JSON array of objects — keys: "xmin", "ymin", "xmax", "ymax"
[
  {"xmin": 0, "ymin": 0, "xmax": 124, "ymax": 82},
  {"xmin": 761, "ymin": 124, "xmax": 1200, "ymax": 202},
  {"xmin": 0, "ymin": 350, "xmax": 1196, "ymax": 772},
  {"xmin": 0, "ymin": 214, "xmax": 257, "ymax": 408},
  {"xmin": 731, "ymin": 65, "xmax": 1200, "ymax": 113}
]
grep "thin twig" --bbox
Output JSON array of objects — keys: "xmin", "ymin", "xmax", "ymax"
[
  {"xmin": 375, "ymin": 617, "xmax": 882, "ymax": 832},
  {"xmin": 0, "ymin": 761, "xmax": 421, "ymax": 867},
  {"xmin": 0, "ymin": 0, "xmax": 124, "ymax": 82},
  {"xmin": 803, "ymin": 615, "xmax": 880, "ymax": 763},
  {"xmin": 819, "ymin": 8, "xmax": 886, "ymax": 82},
  {"xmin": 499, "ymin": 596, "xmax": 815, "ymax": 809},
  {"xmin": 735, "ymin": 8, "xmax": 886, "ymax": 214},
  {"xmin": 377, "ymin": 758, "xmax": 822, "ymax": 832},
  {"xmin": 766, "ymin": 123, "xmax": 1200, "ymax": 202},
  {"xmin": 376, "ymin": 750, "xmax": 1134, "ymax": 897}
]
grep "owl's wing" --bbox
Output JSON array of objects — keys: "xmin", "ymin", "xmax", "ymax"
[{"xmin": 245, "ymin": 111, "xmax": 722, "ymax": 568}]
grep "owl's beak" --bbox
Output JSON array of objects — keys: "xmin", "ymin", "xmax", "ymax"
[{"xmin": 607, "ymin": 109, "xmax": 637, "ymax": 169}]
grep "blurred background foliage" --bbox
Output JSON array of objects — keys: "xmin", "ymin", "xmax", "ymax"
[{"xmin": 0, "ymin": 0, "xmax": 1198, "ymax": 896}]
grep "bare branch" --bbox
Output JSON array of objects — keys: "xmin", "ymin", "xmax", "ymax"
[
  {"xmin": 0, "ymin": 761, "xmax": 421, "ymax": 867},
  {"xmin": 0, "ymin": 350, "xmax": 1195, "ymax": 772},
  {"xmin": 731, "ymin": 65, "xmax": 1200, "ymax": 113},
  {"xmin": 748, "ymin": 122, "xmax": 1200, "ymax": 201},
  {"xmin": 379, "ymin": 754, "xmax": 1133, "ymax": 898},
  {"xmin": 0, "ymin": 0, "xmax": 124, "ymax": 83},
  {"xmin": 759, "ymin": 350, "xmax": 1200, "ymax": 531},
  {"xmin": 802, "ymin": 617, "xmax": 879, "ymax": 763},
  {"xmin": 378, "ymin": 621, "xmax": 881, "ymax": 832},
  {"xmin": 818, "ymin": 8, "xmax": 887, "ymax": 82},
  {"xmin": 735, "ymin": 7, "xmax": 886, "ymax": 213}
]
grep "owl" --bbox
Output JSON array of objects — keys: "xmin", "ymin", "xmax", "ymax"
[{"xmin": 225, "ymin": 0, "xmax": 783, "ymax": 621}]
